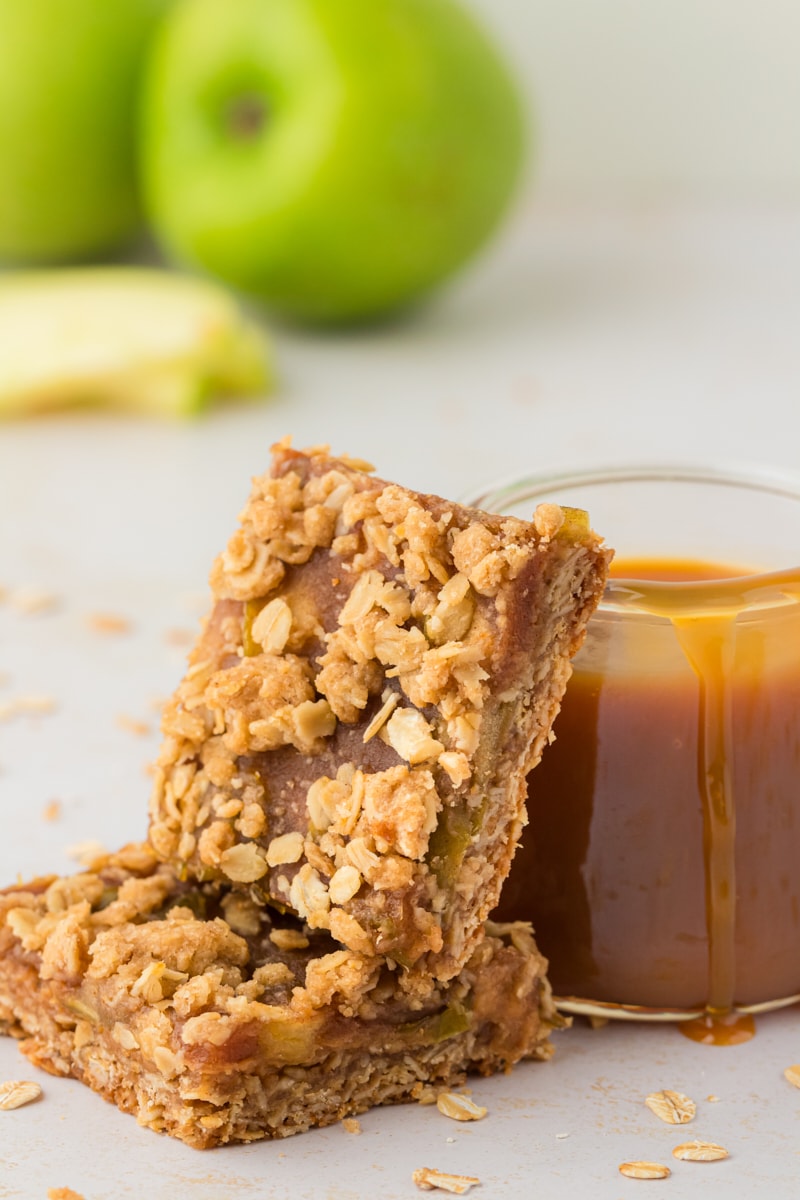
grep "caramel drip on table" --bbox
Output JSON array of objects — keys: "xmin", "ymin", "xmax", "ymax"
[{"xmin": 680, "ymin": 1010, "xmax": 756, "ymax": 1046}]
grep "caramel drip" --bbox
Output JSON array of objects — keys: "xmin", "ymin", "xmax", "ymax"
[{"xmin": 672, "ymin": 616, "xmax": 738, "ymax": 1017}]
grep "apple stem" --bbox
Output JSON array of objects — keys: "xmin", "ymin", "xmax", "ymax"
[{"xmin": 226, "ymin": 95, "xmax": 267, "ymax": 141}]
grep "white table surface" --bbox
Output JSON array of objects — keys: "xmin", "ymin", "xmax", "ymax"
[{"xmin": 2, "ymin": 201, "xmax": 800, "ymax": 1198}]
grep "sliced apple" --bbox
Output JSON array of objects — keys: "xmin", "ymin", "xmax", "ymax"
[{"xmin": 0, "ymin": 267, "xmax": 272, "ymax": 418}]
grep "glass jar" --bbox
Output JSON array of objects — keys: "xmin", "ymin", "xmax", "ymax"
[{"xmin": 467, "ymin": 466, "xmax": 800, "ymax": 1024}]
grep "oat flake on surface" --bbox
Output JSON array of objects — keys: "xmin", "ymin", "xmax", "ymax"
[
  {"xmin": 783, "ymin": 1065, "xmax": 800, "ymax": 1089},
  {"xmin": 0, "ymin": 1079, "xmax": 42, "ymax": 1110},
  {"xmin": 87, "ymin": 613, "xmax": 131, "ymax": 634},
  {"xmin": 116, "ymin": 714, "xmax": 150, "ymax": 737},
  {"xmin": 618, "ymin": 1161, "xmax": 671, "ymax": 1180},
  {"xmin": 644, "ymin": 1089, "xmax": 696, "ymax": 1125},
  {"xmin": 0, "ymin": 694, "xmax": 57, "ymax": 722},
  {"xmin": 672, "ymin": 1140, "xmax": 729, "ymax": 1162},
  {"xmin": 412, "ymin": 1166, "xmax": 481, "ymax": 1194},
  {"xmin": 165, "ymin": 627, "xmax": 194, "ymax": 646},
  {"xmin": 10, "ymin": 587, "xmax": 59, "ymax": 615},
  {"xmin": 436, "ymin": 1092, "xmax": 487, "ymax": 1122}
]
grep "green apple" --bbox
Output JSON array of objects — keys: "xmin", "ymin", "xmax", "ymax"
[
  {"xmin": 0, "ymin": 0, "xmax": 172, "ymax": 263},
  {"xmin": 0, "ymin": 268, "xmax": 272, "ymax": 417},
  {"xmin": 140, "ymin": 0, "xmax": 524, "ymax": 323}
]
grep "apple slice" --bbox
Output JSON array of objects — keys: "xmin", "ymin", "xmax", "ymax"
[{"xmin": 0, "ymin": 267, "xmax": 272, "ymax": 418}]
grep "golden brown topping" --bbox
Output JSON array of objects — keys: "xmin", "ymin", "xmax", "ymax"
[
  {"xmin": 220, "ymin": 893, "xmax": 262, "ymax": 936},
  {"xmin": 425, "ymin": 574, "xmax": 475, "ymax": 645},
  {"xmin": 328, "ymin": 864, "xmax": 362, "ymax": 905},
  {"xmin": 250, "ymin": 597, "xmax": 293, "ymax": 654},
  {"xmin": 383, "ymin": 708, "xmax": 444, "ymax": 764},
  {"xmin": 532, "ymin": 503, "xmax": 565, "ymax": 540},
  {"xmin": 205, "ymin": 655, "xmax": 327, "ymax": 755},
  {"xmin": 328, "ymin": 909, "xmax": 373, "ymax": 956},
  {"xmin": 219, "ymin": 842, "xmax": 269, "ymax": 882},
  {"xmin": 362, "ymin": 691, "xmax": 400, "ymax": 742},
  {"xmin": 289, "ymin": 864, "xmax": 330, "ymax": 924},
  {"xmin": 269, "ymin": 928, "xmax": 310, "ymax": 951},
  {"xmin": 265, "ymin": 832, "xmax": 305, "ymax": 867}
]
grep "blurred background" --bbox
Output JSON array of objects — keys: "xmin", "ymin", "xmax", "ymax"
[
  {"xmin": 477, "ymin": 0, "xmax": 800, "ymax": 203},
  {"xmin": 2, "ymin": 0, "xmax": 800, "ymax": 485}
]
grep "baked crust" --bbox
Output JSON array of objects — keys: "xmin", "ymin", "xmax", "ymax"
[
  {"xmin": 148, "ymin": 442, "xmax": 611, "ymax": 984},
  {"xmin": 0, "ymin": 844, "xmax": 560, "ymax": 1149}
]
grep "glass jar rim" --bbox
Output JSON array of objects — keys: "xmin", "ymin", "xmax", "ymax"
[
  {"xmin": 463, "ymin": 461, "xmax": 800, "ymax": 512},
  {"xmin": 463, "ymin": 462, "xmax": 800, "ymax": 614}
]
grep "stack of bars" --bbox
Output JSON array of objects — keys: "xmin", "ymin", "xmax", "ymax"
[{"xmin": 0, "ymin": 442, "xmax": 610, "ymax": 1148}]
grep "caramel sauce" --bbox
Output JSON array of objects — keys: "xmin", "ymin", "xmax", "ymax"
[
  {"xmin": 610, "ymin": 557, "xmax": 752, "ymax": 583},
  {"xmin": 497, "ymin": 555, "xmax": 800, "ymax": 1038}
]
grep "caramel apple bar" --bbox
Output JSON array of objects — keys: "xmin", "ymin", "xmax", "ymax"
[
  {"xmin": 0, "ymin": 843, "xmax": 560, "ymax": 1148},
  {"xmin": 149, "ymin": 441, "xmax": 610, "ymax": 985}
]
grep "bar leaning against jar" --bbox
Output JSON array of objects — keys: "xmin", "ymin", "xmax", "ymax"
[{"xmin": 148, "ymin": 440, "xmax": 611, "ymax": 991}]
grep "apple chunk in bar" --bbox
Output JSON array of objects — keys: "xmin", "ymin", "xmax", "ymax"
[
  {"xmin": 0, "ymin": 843, "xmax": 560, "ymax": 1148},
  {"xmin": 149, "ymin": 442, "xmax": 610, "ymax": 984}
]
